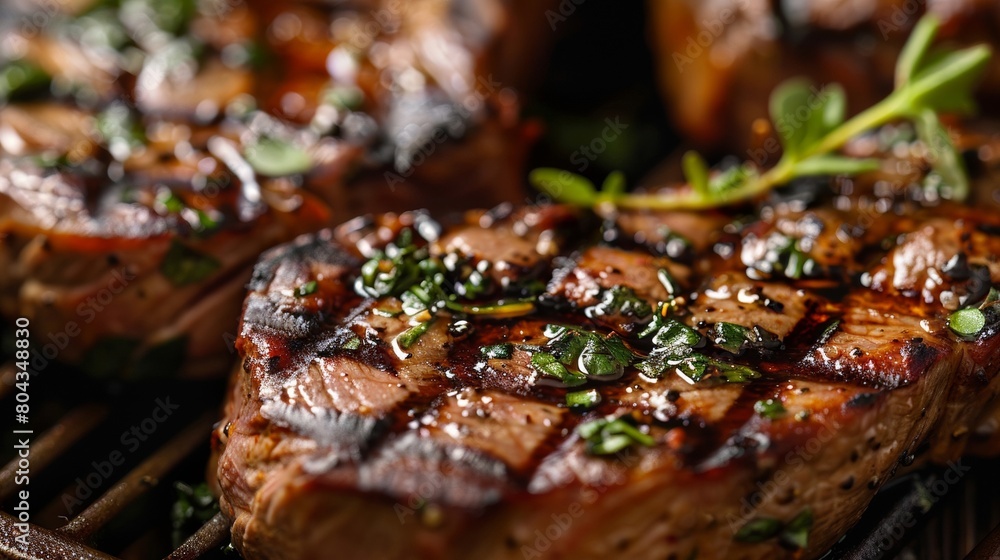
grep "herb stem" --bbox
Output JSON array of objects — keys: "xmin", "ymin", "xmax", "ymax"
[{"xmin": 609, "ymin": 95, "xmax": 906, "ymax": 213}]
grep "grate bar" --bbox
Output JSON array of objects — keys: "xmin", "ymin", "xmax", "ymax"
[
  {"xmin": 56, "ymin": 411, "xmax": 215, "ymax": 541},
  {"xmin": 0, "ymin": 404, "xmax": 108, "ymax": 501},
  {"xmin": 965, "ymin": 521, "xmax": 1000, "ymax": 560},
  {"xmin": 0, "ymin": 510, "xmax": 119, "ymax": 560},
  {"xmin": 164, "ymin": 512, "xmax": 230, "ymax": 560}
]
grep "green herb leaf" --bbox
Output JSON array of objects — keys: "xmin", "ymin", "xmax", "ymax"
[
  {"xmin": 779, "ymin": 508, "xmax": 814, "ymax": 550},
  {"xmin": 913, "ymin": 108, "xmax": 967, "ymax": 200},
  {"xmin": 754, "ymin": 398, "xmax": 787, "ymax": 420},
  {"xmin": 324, "ymin": 85, "xmax": 365, "ymax": 111},
  {"xmin": 294, "ymin": 280, "xmax": 318, "ymax": 297},
  {"xmin": 161, "ymin": 240, "xmax": 220, "ymax": 286},
  {"xmin": 895, "ymin": 15, "xmax": 939, "ymax": 87},
  {"xmin": 341, "ymin": 334, "xmax": 362, "ymax": 350},
  {"xmin": 529, "ymin": 168, "xmax": 598, "ymax": 206},
  {"xmin": 682, "ymin": 151, "xmax": 710, "ymax": 197},
  {"xmin": 172, "ymin": 482, "xmax": 219, "ymax": 548},
  {"xmin": 713, "ymin": 322, "xmax": 751, "ymax": 354},
  {"xmin": 984, "ymin": 287, "xmax": 1000, "ymax": 307},
  {"xmin": 395, "ymin": 319, "xmax": 435, "ymax": 350},
  {"xmin": 734, "ymin": 518, "xmax": 782, "ymax": 543},
  {"xmin": 657, "ymin": 268, "xmax": 679, "ymax": 297},
  {"xmin": 157, "ymin": 190, "xmax": 185, "ymax": 213},
  {"xmin": 949, "ymin": 307, "xmax": 986, "ymax": 337},
  {"xmin": 769, "ymin": 79, "xmax": 814, "ymax": 159},
  {"xmin": 481, "ymin": 343, "xmax": 514, "ymax": 360},
  {"xmin": 566, "ymin": 389, "xmax": 601, "ymax": 409},
  {"xmin": 817, "ymin": 319, "xmax": 841, "ymax": 345},
  {"xmin": 577, "ymin": 416, "xmax": 654, "ymax": 455},
  {"xmin": 96, "ymin": 103, "xmax": 146, "ymax": 161},
  {"xmin": 902, "ymin": 44, "xmax": 991, "ymax": 116},
  {"xmin": 0, "ymin": 60, "xmax": 50, "ymax": 101},
  {"xmin": 584, "ymin": 285, "xmax": 652, "ymax": 319},
  {"xmin": 601, "ymin": 170, "xmax": 626, "ymax": 199},
  {"xmin": 244, "ymin": 137, "xmax": 313, "ymax": 177},
  {"xmin": 531, "ymin": 351, "xmax": 586, "ymax": 387}
]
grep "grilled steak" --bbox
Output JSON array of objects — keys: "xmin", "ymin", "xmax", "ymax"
[
  {"xmin": 649, "ymin": 0, "xmax": 1000, "ymax": 152},
  {"xmin": 214, "ymin": 141, "xmax": 1000, "ymax": 558},
  {"xmin": 0, "ymin": 0, "xmax": 542, "ymax": 376}
]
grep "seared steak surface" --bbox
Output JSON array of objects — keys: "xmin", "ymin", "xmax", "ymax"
[
  {"xmin": 216, "ymin": 163, "xmax": 1000, "ymax": 558},
  {"xmin": 0, "ymin": 0, "xmax": 537, "ymax": 376}
]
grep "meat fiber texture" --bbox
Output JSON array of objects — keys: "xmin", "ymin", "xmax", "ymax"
[
  {"xmin": 214, "ymin": 160, "xmax": 1000, "ymax": 558},
  {"xmin": 0, "ymin": 0, "xmax": 542, "ymax": 377}
]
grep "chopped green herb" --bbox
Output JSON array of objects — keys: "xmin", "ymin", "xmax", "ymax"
[
  {"xmin": 984, "ymin": 287, "xmax": 1000, "ymax": 307},
  {"xmin": 158, "ymin": 191, "xmax": 185, "ymax": 213},
  {"xmin": 949, "ymin": 307, "xmax": 986, "ymax": 337},
  {"xmin": 0, "ymin": 60, "xmax": 50, "ymax": 101},
  {"xmin": 96, "ymin": 103, "xmax": 146, "ymax": 161},
  {"xmin": 817, "ymin": 319, "xmax": 841, "ymax": 345},
  {"xmin": 734, "ymin": 509, "xmax": 813, "ymax": 548},
  {"xmin": 294, "ymin": 281, "xmax": 318, "ymax": 297},
  {"xmin": 160, "ymin": 240, "xmax": 220, "ymax": 286},
  {"xmin": 714, "ymin": 322, "xmax": 752, "ymax": 354},
  {"xmin": 244, "ymin": 137, "xmax": 313, "ymax": 177},
  {"xmin": 713, "ymin": 323, "xmax": 783, "ymax": 354},
  {"xmin": 481, "ymin": 343, "xmax": 514, "ymax": 360},
  {"xmin": 577, "ymin": 416, "xmax": 655, "ymax": 455},
  {"xmin": 734, "ymin": 518, "xmax": 782, "ymax": 543},
  {"xmin": 638, "ymin": 315, "xmax": 761, "ymax": 384},
  {"xmin": 566, "ymin": 389, "xmax": 601, "ymax": 409},
  {"xmin": 341, "ymin": 334, "xmax": 362, "ymax": 350},
  {"xmin": 779, "ymin": 508, "xmax": 814, "ymax": 550},
  {"xmin": 657, "ymin": 268, "xmax": 680, "ymax": 296},
  {"xmin": 324, "ymin": 85, "xmax": 365, "ymax": 111},
  {"xmin": 526, "ymin": 325, "xmax": 634, "ymax": 385},
  {"xmin": 172, "ymin": 482, "xmax": 218, "ymax": 548},
  {"xmin": 584, "ymin": 285, "xmax": 652, "ymax": 319},
  {"xmin": 754, "ymin": 399, "xmax": 787, "ymax": 419},
  {"xmin": 531, "ymin": 351, "xmax": 586, "ymax": 387},
  {"xmin": 395, "ymin": 319, "xmax": 435, "ymax": 350}
]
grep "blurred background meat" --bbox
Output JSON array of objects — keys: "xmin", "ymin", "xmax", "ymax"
[
  {"xmin": 0, "ymin": 0, "xmax": 556, "ymax": 377},
  {"xmin": 649, "ymin": 0, "xmax": 1000, "ymax": 157}
]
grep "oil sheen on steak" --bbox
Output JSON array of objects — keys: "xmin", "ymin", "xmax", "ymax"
[
  {"xmin": 214, "ymin": 160, "xmax": 1000, "ymax": 558},
  {"xmin": 0, "ymin": 0, "xmax": 541, "ymax": 377}
]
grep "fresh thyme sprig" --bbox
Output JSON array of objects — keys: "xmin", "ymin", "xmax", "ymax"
[{"xmin": 532, "ymin": 15, "xmax": 991, "ymax": 211}]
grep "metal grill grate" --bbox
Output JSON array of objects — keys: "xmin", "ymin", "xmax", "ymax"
[
  {"xmin": 1, "ymin": 364, "xmax": 999, "ymax": 560},
  {"xmin": 0, "ymin": 364, "xmax": 231, "ymax": 560}
]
